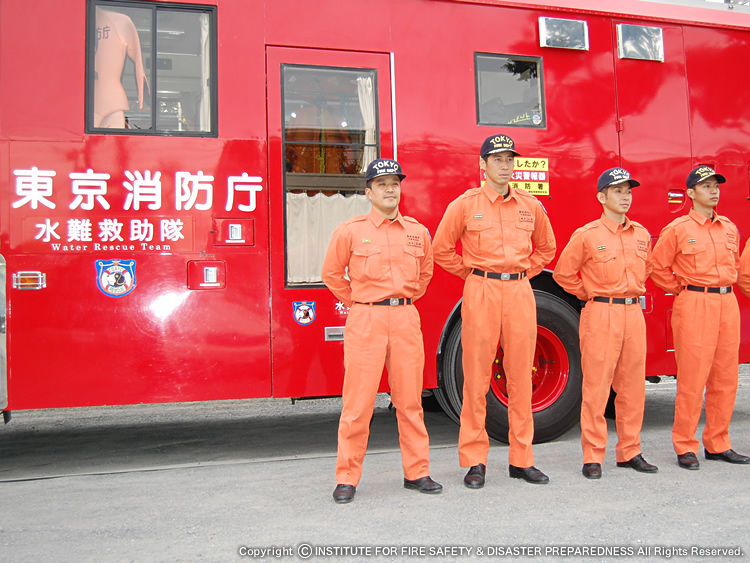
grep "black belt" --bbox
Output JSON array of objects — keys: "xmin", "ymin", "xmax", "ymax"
[
  {"xmin": 684, "ymin": 285, "xmax": 732, "ymax": 294},
  {"xmin": 592, "ymin": 296, "xmax": 640, "ymax": 305},
  {"xmin": 356, "ymin": 298, "xmax": 412, "ymax": 306},
  {"xmin": 472, "ymin": 269, "xmax": 527, "ymax": 281}
]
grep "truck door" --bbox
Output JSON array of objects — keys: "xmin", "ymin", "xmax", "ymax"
[
  {"xmin": 613, "ymin": 21, "xmax": 692, "ymax": 374},
  {"xmin": 0, "ymin": 253, "xmax": 6, "ymax": 410},
  {"xmin": 266, "ymin": 47, "xmax": 393, "ymax": 397}
]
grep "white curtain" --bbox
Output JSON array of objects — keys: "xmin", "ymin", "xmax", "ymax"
[
  {"xmin": 199, "ymin": 14, "xmax": 210, "ymax": 131},
  {"xmin": 286, "ymin": 192, "xmax": 371, "ymax": 284},
  {"xmin": 357, "ymin": 76, "xmax": 377, "ymax": 172}
]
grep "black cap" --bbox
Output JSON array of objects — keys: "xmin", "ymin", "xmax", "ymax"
[
  {"xmin": 686, "ymin": 165, "xmax": 726, "ymax": 189},
  {"xmin": 480, "ymin": 134, "xmax": 521, "ymax": 158},
  {"xmin": 365, "ymin": 159, "xmax": 406, "ymax": 182},
  {"xmin": 597, "ymin": 167, "xmax": 641, "ymax": 191}
]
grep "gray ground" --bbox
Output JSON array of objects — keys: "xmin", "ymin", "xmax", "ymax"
[{"xmin": 2, "ymin": 368, "xmax": 749, "ymax": 562}]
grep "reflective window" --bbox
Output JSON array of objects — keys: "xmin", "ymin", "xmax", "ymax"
[
  {"xmin": 475, "ymin": 53, "xmax": 545, "ymax": 128},
  {"xmin": 617, "ymin": 24, "xmax": 664, "ymax": 62},
  {"xmin": 87, "ymin": 1, "xmax": 216, "ymax": 135},
  {"xmin": 282, "ymin": 65, "xmax": 379, "ymax": 285},
  {"xmin": 539, "ymin": 17, "xmax": 589, "ymax": 50}
]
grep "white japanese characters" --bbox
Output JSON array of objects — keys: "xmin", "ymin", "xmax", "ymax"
[
  {"xmin": 12, "ymin": 166, "xmax": 264, "ymax": 253},
  {"xmin": 13, "ymin": 167, "xmax": 263, "ymax": 213}
]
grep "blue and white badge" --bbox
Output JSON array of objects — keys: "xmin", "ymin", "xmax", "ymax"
[
  {"xmin": 96, "ymin": 259, "xmax": 136, "ymax": 297},
  {"xmin": 293, "ymin": 301, "xmax": 316, "ymax": 325}
]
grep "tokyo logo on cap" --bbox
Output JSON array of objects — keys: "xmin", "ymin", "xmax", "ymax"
[
  {"xmin": 597, "ymin": 167, "xmax": 641, "ymax": 192},
  {"xmin": 686, "ymin": 165, "xmax": 726, "ymax": 189},
  {"xmin": 480, "ymin": 134, "xmax": 521, "ymax": 158},
  {"xmin": 365, "ymin": 159, "xmax": 406, "ymax": 182}
]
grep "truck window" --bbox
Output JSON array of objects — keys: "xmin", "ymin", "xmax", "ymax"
[
  {"xmin": 283, "ymin": 65, "xmax": 378, "ymax": 285},
  {"xmin": 617, "ymin": 24, "xmax": 664, "ymax": 62},
  {"xmin": 475, "ymin": 53, "xmax": 545, "ymax": 129},
  {"xmin": 539, "ymin": 17, "xmax": 589, "ymax": 50},
  {"xmin": 87, "ymin": 1, "xmax": 216, "ymax": 135}
]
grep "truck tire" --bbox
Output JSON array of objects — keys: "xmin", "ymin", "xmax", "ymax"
[{"xmin": 438, "ymin": 290, "xmax": 582, "ymax": 443}]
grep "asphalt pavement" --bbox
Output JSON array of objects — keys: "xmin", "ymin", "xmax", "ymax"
[{"xmin": 2, "ymin": 369, "xmax": 750, "ymax": 562}]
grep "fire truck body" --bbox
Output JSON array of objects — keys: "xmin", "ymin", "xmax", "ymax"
[{"xmin": 1, "ymin": 0, "xmax": 749, "ymax": 441}]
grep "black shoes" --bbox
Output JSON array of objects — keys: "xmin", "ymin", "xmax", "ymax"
[
  {"xmin": 677, "ymin": 452, "xmax": 700, "ymax": 470},
  {"xmin": 463, "ymin": 464, "xmax": 486, "ymax": 489},
  {"xmin": 705, "ymin": 448, "xmax": 750, "ymax": 464},
  {"xmin": 582, "ymin": 463, "xmax": 602, "ymax": 479},
  {"xmin": 333, "ymin": 484, "xmax": 356, "ymax": 503},
  {"xmin": 404, "ymin": 476, "xmax": 443, "ymax": 494},
  {"xmin": 509, "ymin": 465, "xmax": 549, "ymax": 484},
  {"xmin": 616, "ymin": 453, "xmax": 658, "ymax": 473}
]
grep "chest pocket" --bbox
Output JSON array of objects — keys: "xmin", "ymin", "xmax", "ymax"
[
  {"xmin": 591, "ymin": 250, "xmax": 620, "ymax": 284},
  {"xmin": 465, "ymin": 220, "xmax": 498, "ymax": 254},
  {"xmin": 515, "ymin": 219, "xmax": 534, "ymax": 253},
  {"xmin": 401, "ymin": 245, "xmax": 425, "ymax": 282},
  {"xmin": 351, "ymin": 245, "xmax": 383, "ymax": 281},
  {"xmin": 681, "ymin": 243, "xmax": 711, "ymax": 272},
  {"xmin": 722, "ymin": 240, "xmax": 739, "ymax": 269},
  {"xmin": 633, "ymin": 247, "xmax": 648, "ymax": 278}
]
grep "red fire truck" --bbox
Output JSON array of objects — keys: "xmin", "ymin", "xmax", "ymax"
[{"xmin": 2, "ymin": 0, "xmax": 750, "ymax": 442}]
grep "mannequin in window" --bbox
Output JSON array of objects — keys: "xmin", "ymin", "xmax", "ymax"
[{"xmin": 94, "ymin": 7, "xmax": 149, "ymax": 128}]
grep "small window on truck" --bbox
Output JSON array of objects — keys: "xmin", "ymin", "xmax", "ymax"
[
  {"xmin": 475, "ymin": 53, "xmax": 545, "ymax": 129},
  {"xmin": 617, "ymin": 24, "xmax": 664, "ymax": 62},
  {"xmin": 86, "ymin": 1, "xmax": 217, "ymax": 135},
  {"xmin": 539, "ymin": 17, "xmax": 589, "ymax": 50}
]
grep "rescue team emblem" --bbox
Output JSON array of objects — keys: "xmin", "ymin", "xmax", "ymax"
[
  {"xmin": 96, "ymin": 259, "xmax": 136, "ymax": 297},
  {"xmin": 293, "ymin": 301, "xmax": 316, "ymax": 326}
]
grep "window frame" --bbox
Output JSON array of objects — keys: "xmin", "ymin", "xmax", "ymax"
[
  {"xmin": 85, "ymin": 0, "xmax": 218, "ymax": 137},
  {"xmin": 474, "ymin": 52, "xmax": 546, "ymax": 129}
]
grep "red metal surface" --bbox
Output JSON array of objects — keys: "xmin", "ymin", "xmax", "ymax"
[{"xmin": 1, "ymin": 0, "xmax": 750, "ymax": 410}]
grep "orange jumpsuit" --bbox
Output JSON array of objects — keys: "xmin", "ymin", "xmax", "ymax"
[
  {"xmin": 651, "ymin": 208, "xmax": 741, "ymax": 456},
  {"xmin": 321, "ymin": 208, "xmax": 434, "ymax": 486},
  {"xmin": 553, "ymin": 214, "xmax": 652, "ymax": 464},
  {"xmin": 433, "ymin": 184, "xmax": 556, "ymax": 468}
]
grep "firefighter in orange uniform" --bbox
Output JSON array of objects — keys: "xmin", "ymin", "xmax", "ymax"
[
  {"xmin": 553, "ymin": 168, "xmax": 658, "ymax": 479},
  {"xmin": 433, "ymin": 134, "xmax": 556, "ymax": 487},
  {"xmin": 651, "ymin": 165, "xmax": 750, "ymax": 470},
  {"xmin": 322, "ymin": 158, "xmax": 442, "ymax": 504}
]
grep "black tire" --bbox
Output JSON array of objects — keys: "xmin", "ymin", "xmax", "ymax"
[{"xmin": 439, "ymin": 290, "xmax": 582, "ymax": 443}]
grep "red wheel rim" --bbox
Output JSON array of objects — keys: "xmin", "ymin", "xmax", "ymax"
[{"xmin": 489, "ymin": 325, "xmax": 570, "ymax": 412}]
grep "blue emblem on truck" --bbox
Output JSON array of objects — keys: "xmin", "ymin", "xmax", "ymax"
[
  {"xmin": 293, "ymin": 301, "xmax": 316, "ymax": 325},
  {"xmin": 96, "ymin": 259, "xmax": 136, "ymax": 297}
]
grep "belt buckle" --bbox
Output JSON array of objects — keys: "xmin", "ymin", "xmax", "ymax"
[
  {"xmin": 389, "ymin": 297, "xmax": 399, "ymax": 306},
  {"xmin": 720, "ymin": 287, "xmax": 728, "ymax": 294},
  {"xmin": 624, "ymin": 298, "xmax": 634, "ymax": 305},
  {"xmin": 500, "ymin": 273, "xmax": 511, "ymax": 281}
]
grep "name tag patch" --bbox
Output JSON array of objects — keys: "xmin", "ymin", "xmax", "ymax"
[
  {"xmin": 406, "ymin": 234, "xmax": 422, "ymax": 247},
  {"xmin": 518, "ymin": 210, "xmax": 534, "ymax": 222}
]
